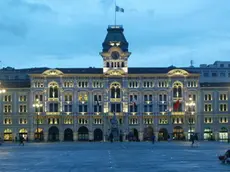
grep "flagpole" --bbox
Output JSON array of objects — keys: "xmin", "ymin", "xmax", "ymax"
[{"xmin": 114, "ymin": 0, "xmax": 116, "ymax": 26}]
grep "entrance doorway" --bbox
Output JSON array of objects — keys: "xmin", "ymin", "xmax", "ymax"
[
  {"xmin": 64, "ymin": 128, "xmax": 73, "ymax": 141},
  {"xmin": 48, "ymin": 126, "xmax": 59, "ymax": 141},
  {"xmin": 94, "ymin": 128, "xmax": 103, "ymax": 141},
  {"xmin": 78, "ymin": 126, "xmax": 89, "ymax": 141},
  {"xmin": 158, "ymin": 128, "xmax": 168, "ymax": 141}
]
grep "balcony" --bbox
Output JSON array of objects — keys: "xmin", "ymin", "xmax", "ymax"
[
  {"xmin": 46, "ymin": 112, "xmax": 60, "ymax": 115},
  {"xmin": 110, "ymin": 98, "xmax": 121, "ymax": 102},
  {"xmin": 48, "ymin": 98, "xmax": 59, "ymax": 101},
  {"xmin": 172, "ymin": 112, "xmax": 185, "ymax": 115}
]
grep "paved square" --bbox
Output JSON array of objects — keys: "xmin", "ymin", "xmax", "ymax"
[{"xmin": 0, "ymin": 141, "xmax": 229, "ymax": 172}]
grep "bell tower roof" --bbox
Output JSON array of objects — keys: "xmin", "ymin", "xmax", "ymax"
[{"xmin": 102, "ymin": 25, "xmax": 129, "ymax": 52}]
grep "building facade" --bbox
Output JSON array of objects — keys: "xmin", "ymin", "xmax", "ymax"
[{"xmin": 0, "ymin": 25, "xmax": 230, "ymax": 142}]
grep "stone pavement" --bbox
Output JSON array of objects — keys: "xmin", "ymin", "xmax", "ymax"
[{"xmin": 0, "ymin": 141, "xmax": 229, "ymax": 172}]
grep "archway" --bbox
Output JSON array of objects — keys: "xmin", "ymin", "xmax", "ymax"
[
  {"xmin": 64, "ymin": 128, "xmax": 73, "ymax": 141},
  {"xmin": 19, "ymin": 128, "xmax": 28, "ymax": 140},
  {"xmin": 219, "ymin": 127, "xmax": 228, "ymax": 140},
  {"xmin": 173, "ymin": 126, "xmax": 184, "ymax": 140},
  {"xmin": 143, "ymin": 126, "xmax": 154, "ymax": 141},
  {"xmin": 34, "ymin": 128, "xmax": 44, "ymax": 141},
  {"xmin": 158, "ymin": 128, "xmax": 168, "ymax": 141},
  {"xmin": 94, "ymin": 128, "xmax": 103, "ymax": 141},
  {"xmin": 78, "ymin": 126, "xmax": 89, "ymax": 141},
  {"xmin": 204, "ymin": 127, "xmax": 213, "ymax": 140},
  {"xmin": 4, "ymin": 129, "xmax": 13, "ymax": 141},
  {"xmin": 48, "ymin": 126, "xmax": 59, "ymax": 141}
]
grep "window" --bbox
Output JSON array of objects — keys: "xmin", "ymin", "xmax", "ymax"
[
  {"xmin": 63, "ymin": 81, "xmax": 74, "ymax": 88},
  {"xmin": 159, "ymin": 118, "xmax": 168, "ymax": 124},
  {"xmin": 4, "ymin": 95, "xmax": 11, "ymax": 102},
  {"xmin": 220, "ymin": 64, "xmax": 224, "ymax": 68},
  {"xmin": 128, "ymin": 81, "xmax": 139, "ymax": 88},
  {"xmin": 188, "ymin": 94, "xmax": 196, "ymax": 101},
  {"xmin": 220, "ymin": 104, "xmax": 228, "ymax": 112},
  {"xmin": 173, "ymin": 82, "xmax": 183, "ymax": 98},
  {"xmin": 158, "ymin": 81, "xmax": 168, "ymax": 87},
  {"xmin": 3, "ymin": 118, "xmax": 12, "ymax": 124},
  {"xmin": 19, "ymin": 105, "xmax": 27, "ymax": 113},
  {"xmin": 187, "ymin": 81, "xmax": 197, "ymax": 87},
  {"xmin": 219, "ymin": 117, "xmax": 228, "ymax": 123},
  {"xmin": 64, "ymin": 94, "xmax": 73, "ymax": 101},
  {"xmin": 220, "ymin": 72, "xmax": 226, "ymax": 77},
  {"xmin": 92, "ymin": 81, "xmax": 103, "ymax": 88},
  {"xmin": 94, "ymin": 118, "xmax": 103, "ymax": 124},
  {"xmin": 203, "ymin": 72, "xmax": 209, "ymax": 77},
  {"xmin": 129, "ymin": 118, "xmax": 138, "ymax": 124},
  {"xmin": 19, "ymin": 95, "xmax": 27, "ymax": 102},
  {"xmin": 48, "ymin": 118, "xmax": 59, "ymax": 125},
  {"xmin": 4, "ymin": 105, "xmax": 12, "ymax": 113},
  {"xmin": 172, "ymin": 118, "xmax": 183, "ymax": 124},
  {"xmin": 78, "ymin": 118, "xmax": 88, "ymax": 124},
  {"xmin": 34, "ymin": 82, "xmax": 44, "ymax": 88},
  {"xmin": 219, "ymin": 94, "xmax": 228, "ymax": 101},
  {"xmin": 19, "ymin": 118, "xmax": 27, "ymax": 124},
  {"xmin": 111, "ymin": 104, "xmax": 121, "ymax": 112},
  {"xmin": 49, "ymin": 103, "xmax": 59, "ymax": 112},
  {"xmin": 64, "ymin": 105, "xmax": 72, "ymax": 112},
  {"xmin": 204, "ymin": 117, "xmax": 213, "ymax": 123},
  {"xmin": 204, "ymin": 94, "xmax": 212, "ymax": 101},
  {"xmin": 143, "ymin": 118, "xmax": 153, "ymax": 124},
  {"xmin": 64, "ymin": 118, "xmax": 73, "ymax": 124},
  {"xmin": 35, "ymin": 94, "xmax": 43, "ymax": 101},
  {"xmin": 143, "ymin": 81, "xmax": 154, "ymax": 88},
  {"xmin": 159, "ymin": 105, "xmax": 167, "ymax": 112},
  {"xmin": 144, "ymin": 94, "xmax": 152, "ymax": 102},
  {"xmin": 204, "ymin": 104, "xmax": 212, "ymax": 112},
  {"xmin": 212, "ymin": 72, "xmax": 217, "ymax": 77},
  {"xmin": 159, "ymin": 94, "xmax": 167, "ymax": 101},
  {"xmin": 79, "ymin": 105, "xmax": 88, "ymax": 113},
  {"xmin": 78, "ymin": 81, "xmax": 88, "ymax": 88}
]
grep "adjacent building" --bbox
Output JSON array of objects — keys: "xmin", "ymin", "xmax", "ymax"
[{"xmin": 0, "ymin": 25, "xmax": 230, "ymax": 142}]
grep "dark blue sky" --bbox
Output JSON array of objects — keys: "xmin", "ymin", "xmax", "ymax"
[{"xmin": 1, "ymin": 0, "xmax": 230, "ymax": 68}]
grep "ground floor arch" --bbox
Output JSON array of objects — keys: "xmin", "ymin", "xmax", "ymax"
[
  {"xmin": 4, "ymin": 129, "xmax": 13, "ymax": 141},
  {"xmin": 219, "ymin": 127, "xmax": 228, "ymax": 140},
  {"xmin": 158, "ymin": 128, "xmax": 168, "ymax": 141},
  {"xmin": 143, "ymin": 126, "xmax": 154, "ymax": 141},
  {"xmin": 94, "ymin": 128, "xmax": 103, "ymax": 141},
  {"xmin": 48, "ymin": 126, "xmax": 59, "ymax": 142},
  {"xmin": 127, "ymin": 128, "xmax": 139, "ymax": 141},
  {"xmin": 78, "ymin": 126, "xmax": 89, "ymax": 141},
  {"xmin": 34, "ymin": 128, "xmax": 44, "ymax": 141},
  {"xmin": 19, "ymin": 128, "xmax": 28, "ymax": 140},
  {"xmin": 173, "ymin": 126, "xmax": 185, "ymax": 140},
  {"xmin": 64, "ymin": 128, "xmax": 73, "ymax": 141},
  {"xmin": 204, "ymin": 127, "xmax": 214, "ymax": 140}
]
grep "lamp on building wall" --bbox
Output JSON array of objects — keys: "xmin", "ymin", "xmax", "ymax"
[
  {"xmin": 33, "ymin": 99, "xmax": 43, "ymax": 141},
  {"xmin": 185, "ymin": 97, "xmax": 195, "ymax": 140},
  {"xmin": 0, "ymin": 82, "xmax": 6, "ymax": 94}
]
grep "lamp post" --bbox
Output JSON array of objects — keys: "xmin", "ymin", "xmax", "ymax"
[
  {"xmin": 33, "ymin": 99, "xmax": 43, "ymax": 141},
  {"xmin": 185, "ymin": 97, "xmax": 195, "ymax": 140}
]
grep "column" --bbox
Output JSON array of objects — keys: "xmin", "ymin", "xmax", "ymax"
[
  {"xmin": 59, "ymin": 132, "xmax": 64, "ymax": 141},
  {"xmin": 139, "ymin": 131, "xmax": 143, "ymax": 141},
  {"xmin": 89, "ymin": 131, "xmax": 93, "ymax": 141}
]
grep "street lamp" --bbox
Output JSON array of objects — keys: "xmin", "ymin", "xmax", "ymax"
[
  {"xmin": 185, "ymin": 97, "xmax": 195, "ymax": 140},
  {"xmin": 33, "ymin": 99, "xmax": 43, "ymax": 141}
]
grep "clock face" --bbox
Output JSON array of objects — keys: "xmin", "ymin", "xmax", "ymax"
[{"xmin": 111, "ymin": 51, "xmax": 120, "ymax": 60}]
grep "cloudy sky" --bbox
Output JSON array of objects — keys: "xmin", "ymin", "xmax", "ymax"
[{"xmin": 0, "ymin": 0, "xmax": 230, "ymax": 69}]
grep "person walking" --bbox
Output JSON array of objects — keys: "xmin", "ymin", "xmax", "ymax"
[
  {"xmin": 19, "ymin": 136, "xmax": 24, "ymax": 146},
  {"xmin": 191, "ymin": 134, "xmax": 195, "ymax": 147}
]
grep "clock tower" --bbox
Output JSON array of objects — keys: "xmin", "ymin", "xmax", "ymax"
[{"xmin": 100, "ymin": 25, "xmax": 131, "ymax": 76}]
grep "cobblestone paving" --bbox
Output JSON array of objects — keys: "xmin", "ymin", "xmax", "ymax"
[{"xmin": 0, "ymin": 141, "xmax": 229, "ymax": 172}]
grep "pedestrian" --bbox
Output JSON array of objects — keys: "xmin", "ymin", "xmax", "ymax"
[
  {"xmin": 191, "ymin": 134, "xmax": 195, "ymax": 147},
  {"xmin": 19, "ymin": 136, "xmax": 24, "ymax": 146},
  {"xmin": 152, "ymin": 135, "xmax": 155, "ymax": 144},
  {"xmin": 109, "ymin": 133, "xmax": 113, "ymax": 143},
  {"xmin": 167, "ymin": 134, "xmax": 170, "ymax": 142}
]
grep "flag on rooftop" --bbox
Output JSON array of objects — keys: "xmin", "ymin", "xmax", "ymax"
[{"xmin": 116, "ymin": 6, "xmax": 124, "ymax": 13}]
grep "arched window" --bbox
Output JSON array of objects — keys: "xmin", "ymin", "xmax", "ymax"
[
  {"xmin": 173, "ymin": 81, "xmax": 183, "ymax": 98},
  {"xmin": 49, "ymin": 82, "xmax": 59, "ymax": 98},
  {"xmin": 110, "ymin": 83, "xmax": 121, "ymax": 98}
]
